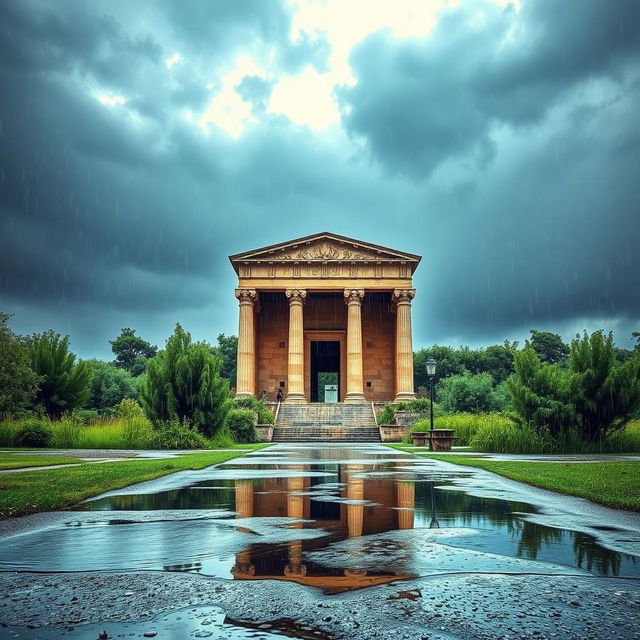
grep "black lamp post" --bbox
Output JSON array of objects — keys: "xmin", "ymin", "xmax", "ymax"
[{"xmin": 426, "ymin": 358, "xmax": 437, "ymax": 451}]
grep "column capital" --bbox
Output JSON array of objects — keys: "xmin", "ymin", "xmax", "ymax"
[
  {"xmin": 344, "ymin": 289, "xmax": 365, "ymax": 305},
  {"xmin": 235, "ymin": 288, "xmax": 258, "ymax": 305},
  {"xmin": 285, "ymin": 288, "xmax": 307, "ymax": 305},
  {"xmin": 393, "ymin": 288, "xmax": 416, "ymax": 305}
]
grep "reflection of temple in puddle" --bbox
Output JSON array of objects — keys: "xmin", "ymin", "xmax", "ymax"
[{"xmin": 231, "ymin": 464, "xmax": 417, "ymax": 592}]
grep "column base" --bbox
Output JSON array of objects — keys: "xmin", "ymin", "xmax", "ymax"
[
  {"xmin": 394, "ymin": 392, "xmax": 416, "ymax": 403},
  {"xmin": 344, "ymin": 392, "xmax": 366, "ymax": 403},
  {"xmin": 284, "ymin": 393, "xmax": 307, "ymax": 404},
  {"xmin": 235, "ymin": 391, "xmax": 255, "ymax": 399}
]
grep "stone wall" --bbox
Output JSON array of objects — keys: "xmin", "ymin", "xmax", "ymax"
[
  {"xmin": 362, "ymin": 293, "xmax": 395, "ymax": 402},
  {"xmin": 256, "ymin": 292, "xmax": 289, "ymax": 401}
]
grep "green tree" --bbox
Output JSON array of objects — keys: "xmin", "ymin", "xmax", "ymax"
[
  {"xmin": 569, "ymin": 331, "xmax": 640, "ymax": 441},
  {"xmin": 437, "ymin": 372, "xmax": 497, "ymax": 413},
  {"xmin": 414, "ymin": 346, "xmax": 464, "ymax": 391},
  {"xmin": 86, "ymin": 360, "xmax": 139, "ymax": 411},
  {"xmin": 110, "ymin": 328, "xmax": 157, "ymax": 376},
  {"xmin": 528, "ymin": 330, "xmax": 570, "ymax": 365},
  {"xmin": 632, "ymin": 331, "xmax": 640, "ymax": 351},
  {"xmin": 473, "ymin": 342, "xmax": 517, "ymax": 383},
  {"xmin": 212, "ymin": 333, "xmax": 238, "ymax": 386},
  {"xmin": 506, "ymin": 347, "xmax": 577, "ymax": 437},
  {"xmin": 141, "ymin": 324, "xmax": 231, "ymax": 437},
  {"xmin": 0, "ymin": 312, "xmax": 40, "ymax": 415},
  {"xmin": 28, "ymin": 331, "xmax": 91, "ymax": 418}
]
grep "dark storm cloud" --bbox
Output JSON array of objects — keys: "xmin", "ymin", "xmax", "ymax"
[
  {"xmin": 0, "ymin": 0, "xmax": 638, "ymax": 357},
  {"xmin": 340, "ymin": 0, "xmax": 640, "ymax": 179},
  {"xmin": 334, "ymin": 0, "xmax": 640, "ymax": 346}
]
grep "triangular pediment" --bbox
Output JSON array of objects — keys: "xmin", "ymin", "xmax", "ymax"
[{"xmin": 229, "ymin": 232, "xmax": 421, "ymax": 273}]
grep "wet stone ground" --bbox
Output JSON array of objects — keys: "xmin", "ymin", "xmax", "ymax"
[{"xmin": 1, "ymin": 443, "xmax": 639, "ymax": 639}]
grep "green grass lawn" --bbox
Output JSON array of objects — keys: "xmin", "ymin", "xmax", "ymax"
[
  {"xmin": 417, "ymin": 453, "xmax": 640, "ymax": 511},
  {"xmin": 0, "ymin": 453, "xmax": 85, "ymax": 470},
  {"xmin": 0, "ymin": 446, "xmax": 269, "ymax": 519}
]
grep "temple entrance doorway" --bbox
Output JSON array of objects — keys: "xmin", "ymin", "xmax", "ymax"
[{"xmin": 310, "ymin": 341, "xmax": 340, "ymax": 402}]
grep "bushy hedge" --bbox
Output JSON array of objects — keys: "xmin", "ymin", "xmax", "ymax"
[
  {"xmin": 15, "ymin": 421, "xmax": 53, "ymax": 447},
  {"xmin": 226, "ymin": 408, "xmax": 259, "ymax": 443},
  {"xmin": 149, "ymin": 419, "xmax": 208, "ymax": 449},
  {"xmin": 377, "ymin": 398, "xmax": 443, "ymax": 426},
  {"xmin": 232, "ymin": 395, "xmax": 274, "ymax": 424}
]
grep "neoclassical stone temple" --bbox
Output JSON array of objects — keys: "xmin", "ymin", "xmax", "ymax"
[{"xmin": 230, "ymin": 232, "xmax": 421, "ymax": 404}]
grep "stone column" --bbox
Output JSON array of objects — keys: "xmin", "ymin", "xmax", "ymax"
[
  {"xmin": 344, "ymin": 289, "xmax": 366, "ymax": 403},
  {"xmin": 285, "ymin": 289, "xmax": 307, "ymax": 403},
  {"xmin": 393, "ymin": 288, "xmax": 416, "ymax": 402},
  {"xmin": 235, "ymin": 288, "xmax": 258, "ymax": 398}
]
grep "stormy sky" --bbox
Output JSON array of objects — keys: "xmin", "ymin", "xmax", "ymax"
[{"xmin": 1, "ymin": 0, "xmax": 639, "ymax": 360}]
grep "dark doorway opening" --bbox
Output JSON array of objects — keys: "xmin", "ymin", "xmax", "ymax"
[{"xmin": 310, "ymin": 341, "xmax": 340, "ymax": 402}]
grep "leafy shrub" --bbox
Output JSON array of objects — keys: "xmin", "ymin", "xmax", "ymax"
[
  {"xmin": 437, "ymin": 372, "xmax": 496, "ymax": 413},
  {"xmin": 113, "ymin": 398, "xmax": 146, "ymax": 419},
  {"xmin": 605, "ymin": 420, "xmax": 640, "ymax": 453},
  {"xmin": 233, "ymin": 395, "xmax": 274, "ymax": 424},
  {"xmin": 377, "ymin": 398, "xmax": 443, "ymax": 425},
  {"xmin": 226, "ymin": 408, "xmax": 258, "ymax": 443},
  {"xmin": 149, "ymin": 419, "xmax": 208, "ymax": 449},
  {"xmin": 15, "ymin": 421, "xmax": 53, "ymax": 447}
]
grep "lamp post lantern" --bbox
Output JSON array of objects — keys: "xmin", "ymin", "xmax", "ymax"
[{"xmin": 426, "ymin": 358, "xmax": 437, "ymax": 451}]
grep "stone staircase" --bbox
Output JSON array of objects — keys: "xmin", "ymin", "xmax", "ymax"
[{"xmin": 273, "ymin": 403, "xmax": 380, "ymax": 442}]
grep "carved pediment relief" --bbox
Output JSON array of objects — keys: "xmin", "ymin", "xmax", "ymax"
[
  {"xmin": 229, "ymin": 232, "xmax": 421, "ymax": 277},
  {"xmin": 272, "ymin": 241, "xmax": 380, "ymax": 262}
]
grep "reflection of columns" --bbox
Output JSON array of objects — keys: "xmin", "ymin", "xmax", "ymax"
[
  {"xmin": 287, "ymin": 473, "xmax": 305, "ymax": 521},
  {"xmin": 393, "ymin": 288, "xmax": 416, "ymax": 402},
  {"xmin": 235, "ymin": 288, "xmax": 258, "ymax": 398},
  {"xmin": 285, "ymin": 472, "xmax": 306, "ymax": 576},
  {"xmin": 232, "ymin": 480, "xmax": 255, "ymax": 577},
  {"xmin": 344, "ymin": 289, "xmax": 366, "ymax": 403},
  {"xmin": 285, "ymin": 289, "xmax": 307, "ymax": 403},
  {"xmin": 235, "ymin": 480, "xmax": 254, "ymax": 519},
  {"xmin": 285, "ymin": 539, "xmax": 307, "ymax": 576},
  {"xmin": 346, "ymin": 465, "xmax": 365, "ymax": 537},
  {"xmin": 395, "ymin": 481, "xmax": 415, "ymax": 530}
]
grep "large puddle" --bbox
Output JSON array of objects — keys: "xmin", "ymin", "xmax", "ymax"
[{"xmin": 1, "ymin": 444, "xmax": 639, "ymax": 594}]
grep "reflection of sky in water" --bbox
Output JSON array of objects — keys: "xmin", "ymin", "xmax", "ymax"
[{"xmin": 0, "ymin": 447, "xmax": 638, "ymax": 583}]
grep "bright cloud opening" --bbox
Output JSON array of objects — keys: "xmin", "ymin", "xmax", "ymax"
[
  {"xmin": 96, "ymin": 94, "xmax": 127, "ymax": 107},
  {"xmin": 165, "ymin": 52, "xmax": 182, "ymax": 69},
  {"xmin": 268, "ymin": 66, "xmax": 339, "ymax": 130},
  {"xmin": 199, "ymin": 55, "xmax": 267, "ymax": 138}
]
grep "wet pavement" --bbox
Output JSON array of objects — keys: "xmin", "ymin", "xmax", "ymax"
[{"xmin": 1, "ymin": 443, "xmax": 639, "ymax": 639}]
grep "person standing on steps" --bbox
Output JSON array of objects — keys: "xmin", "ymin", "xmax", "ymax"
[{"xmin": 276, "ymin": 388, "xmax": 283, "ymax": 403}]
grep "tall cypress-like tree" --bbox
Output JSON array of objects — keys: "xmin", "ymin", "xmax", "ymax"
[
  {"xmin": 28, "ymin": 331, "xmax": 92, "ymax": 418},
  {"xmin": 142, "ymin": 324, "xmax": 231, "ymax": 437},
  {"xmin": 508, "ymin": 332, "xmax": 640, "ymax": 442},
  {"xmin": 507, "ymin": 347, "xmax": 577, "ymax": 437},
  {"xmin": 569, "ymin": 331, "xmax": 640, "ymax": 441}
]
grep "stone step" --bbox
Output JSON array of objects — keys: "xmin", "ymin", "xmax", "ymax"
[{"xmin": 273, "ymin": 425, "xmax": 381, "ymax": 442}]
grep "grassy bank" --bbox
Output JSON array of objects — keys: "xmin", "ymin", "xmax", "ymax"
[
  {"xmin": 418, "ymin": 453, "xmax": 640, "ymax": 511},
  {"xmin": 0, "ymin": 453, "xmax": 83, "ymax": 470},
  {"xmin": 0, "ymin": 446, "xmax": 268, "ymax": 519}
]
